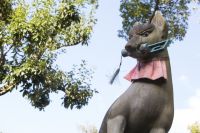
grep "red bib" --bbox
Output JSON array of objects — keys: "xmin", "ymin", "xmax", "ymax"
[{"xmin": 124, "ymin": 58, "xmax": 167, "ymax": 81}]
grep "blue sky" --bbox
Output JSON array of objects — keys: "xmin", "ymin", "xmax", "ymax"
[{"xmin": 0, "ymin": 0, "xmax": 200, "ymax": 133}]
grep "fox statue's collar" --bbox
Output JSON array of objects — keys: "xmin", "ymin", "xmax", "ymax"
[{"xmin": 124, "ymin": 57, "xmax": 168, "ymax": 81}]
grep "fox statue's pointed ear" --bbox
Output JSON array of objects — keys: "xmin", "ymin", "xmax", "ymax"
[
  {"xmin": 151, "ymin": 11, "xmax": 168, "ymax": 38},
  {"xmin": 151, "ymin": 11, "xmax": 166, "ymax": 31}
]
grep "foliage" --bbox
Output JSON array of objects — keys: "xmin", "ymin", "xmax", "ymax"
[
  {"xmin": 0, "ymin": 0, "xmax": 98, "ymax": 110},
  {"xmin": 79, "ymin": 124, "xmax": 98, "ymax": 133},
  {"xmin": 0, "ymin": 0, "xmax": 12, "ymax": 24},
  {"xmin": 189, "ymin": 122, "xmax": 200, "ymax": 133},
  {"xmin": 119, "ymin": 0, "xmax": 200, "ymax": 41}
]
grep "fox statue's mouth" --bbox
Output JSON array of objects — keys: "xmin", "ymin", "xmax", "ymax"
[{"xmin": 122, "ymin": 39, "xmax": 171, "ymax": 57}]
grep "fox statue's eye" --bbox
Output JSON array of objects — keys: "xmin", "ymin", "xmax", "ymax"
[
  {"xmin": 141, "ymin": 31, "xmax": 151, "ymax": 37},
  {"xmin": 142, "ymin": 32, "xmax": 150, "ymax": 37},
  {"xmin": 138, "ymin": 30, "xmax": 152, "ymax": 37}
]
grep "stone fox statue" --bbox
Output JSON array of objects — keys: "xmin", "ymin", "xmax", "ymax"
[{"xmin": 99, "ymin": 11, "xmax": 174, "ymax": 133}]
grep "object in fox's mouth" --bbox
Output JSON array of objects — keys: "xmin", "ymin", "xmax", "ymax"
[{"xmin": 139, "ymin": 39, "xmax": 171, "ymax": 53}]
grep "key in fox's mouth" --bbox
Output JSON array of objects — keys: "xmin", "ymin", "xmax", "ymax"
[{"xmin": 122, "ymin": 39, "xmax": 171, "ymax": 57}]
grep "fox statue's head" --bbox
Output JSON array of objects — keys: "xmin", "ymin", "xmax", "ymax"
[{"xmin": 124, "ymin": 11, "xmax": 168, "ymax": 60}]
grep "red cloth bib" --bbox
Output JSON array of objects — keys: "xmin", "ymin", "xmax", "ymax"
[{"xmin": 124, "ymin": 59, "xmax": 167, "ymax": 81}]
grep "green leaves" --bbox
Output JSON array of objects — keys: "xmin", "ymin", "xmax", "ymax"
[
  {"xmin": 0, "ymin": 0, "xmax": 12, "ymax": 23},
  {"xmin": 189, "ymin": 122, "xmax": 200, "ymax": 133},
  {"xmin": 119, "ymin": 0, "xmax": 199, "ymax": 41},
  {"xmin": 63, "ymin": 60, "xmax": 98, "ymax": 109},
  {"xmin": 0, "ymin": 0, "xmax": 98, "ymax": 110}
]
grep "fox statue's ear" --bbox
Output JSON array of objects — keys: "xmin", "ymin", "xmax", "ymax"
[
  {"xmin": 151, "ymin": 11, "xmax": 166, "ymax": 31},
  {"xmin": 151, "ymin": 11, "xmax": 168, "ymax": 38}
]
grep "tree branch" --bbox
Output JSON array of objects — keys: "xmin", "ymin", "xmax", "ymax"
[
  {"xmin": 3, "ymin": 45, "xmax": 14, "ymax": 57},
  {"xmin": 0, "ymin": 44, "xmax": 5, "ymax": 66},
  {"xmin": 0, "ymin": 83, "xmax": 16, "ymax": 96},
  {"xmin": 57, "ymin": 40, "xmax": 86, "ymax": 49},
  {"xmin": 149, "ymin": 0, "xmax": 160, "ymax": 23}
]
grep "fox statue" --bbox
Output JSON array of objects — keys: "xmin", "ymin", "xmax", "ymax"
[{"xmin": 99, "ymin": 11, "xmax": 174, "ymax": 133}]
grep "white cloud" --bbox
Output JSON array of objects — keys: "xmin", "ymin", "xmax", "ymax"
[
  {"xmin": 188, "ymin": 90, "xmax": 200, "ymax": 109},
  {"xmin": 170, "ymin": 89, "xmax": 200, "ymax": 133},
  {"xmin": 179, "ymin": 74, "xmax": 189, "ymax": 81}
]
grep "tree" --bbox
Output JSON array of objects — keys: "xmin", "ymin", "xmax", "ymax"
[
  {"xmin": 0, "ymin": 0, "xmax": 98, "ymax": 110},
  {"xmin": 119, "ymin": 0, "xmax": 200, "ymax": 41},
  {"xmin": 79, "ymin": 124, "xmax": 98, "ymax": 133},
  {"xmin": 189, "ymin": 122, "xmax": 200, "ymax": 133}
]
